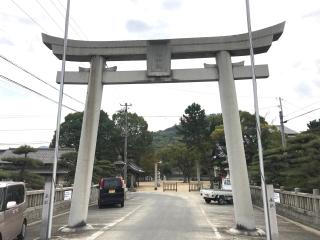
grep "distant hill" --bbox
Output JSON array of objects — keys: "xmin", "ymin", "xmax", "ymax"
[{"xmin": 152, "ymin": 125, "xmax": 182, "ymax": 149}]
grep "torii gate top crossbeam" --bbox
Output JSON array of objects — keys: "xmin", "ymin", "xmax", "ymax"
[{"xmin": 42, "ymin": 22, "xmax": 285, "ymax": 62}]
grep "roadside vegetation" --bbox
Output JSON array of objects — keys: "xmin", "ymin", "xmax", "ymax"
[{"xmin": 1, "ymin": 105, "xmax": 318, "ymax": 192}]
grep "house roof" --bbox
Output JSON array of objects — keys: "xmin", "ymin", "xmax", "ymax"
[
  {"xmin": 274, "ymin": 125, "xmax": 298, "ymax": 135},
  {"xmin": 128, "ymin": 161, "xmax": 144, "ymax": 174},
  {"xmin": 114, "ymin": 159, "xmax": 144, "ymax": 174},
  {"xmin": 0, "ymin": 148, "xmax": 75, "ymax": 164}
]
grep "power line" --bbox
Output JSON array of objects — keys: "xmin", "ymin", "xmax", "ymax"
[
  {"xmin": 157, "ymin": 85, "xmax": 276, "ymax": 99},
  {"xmin": 284, "ymin": 107, "xmax": 320, "ymax": 123},
  {"xmin": 0, "ymin": 141, "xmax": 50, "ymax": 146},
  {"xmin": 56, "ymin": 0, "xmax": 89, "ymax": 40},
  {"xmin": 49, "ymin": 0, "xmax": 87, "ymax": 40},
  {"xmin": 285, "ymin": 100, "xmax": 320, "ymax": 118},
  {"xmin": 10, "ymin": 0, "xmax": 47, "ymax": 33},
  {"xmin": 0, "ymin": 129, "xmax": 53, "ymax": 132},
  {"xmin": 0, "ymin": 74, "xmax": 78, "ymax": 112},
  {"xmin": 0, "ymin": 54, "xmax": 84, "ymax": 105},
  {"xmin": 282, "ymin": 98, "xmax": 301, "ymax": 110},
  {"xmin": 0, "ymin": 115, "xmax": 53, "ymax": 119},
  {"xmin": 35, "ymin": 0, "xmax": 64, "ymax": 34}
]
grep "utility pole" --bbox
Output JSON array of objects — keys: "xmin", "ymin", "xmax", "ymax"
[
  {"xmin": 120, "ymin": 103, "xmax": 132, "ymax": 187},
  {"xmin": 278, "ymin": 97, "xmax": 286, "ymax": 149}
]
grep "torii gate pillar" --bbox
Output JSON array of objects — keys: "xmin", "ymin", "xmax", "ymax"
[
  {"xmin": 217, "ymin": 51, "xmax": 255, "ymax": 230},
  {"xmin": 42, "ymin": 21, "xmax": 284, "ymax": 232},
  {"xmin": 68, "ymin": 56, "xmax": 105, "ymax": 227}
]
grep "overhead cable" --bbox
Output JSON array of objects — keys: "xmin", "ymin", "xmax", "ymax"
[
  {"xmin": 285, "ymin": 100, "xmax": 320, "ymax": 118},
  {"xmin": 35, "ymin": 0, "xmax": 64, "ymax": 34},
  {"xmin": 0, "ymin": 141, "xmax": 50, "ymax": 146},
  {"xmin": 56, "ymin": 0, "xmax": 89, "ymax": 40},
  {"xmin": 0, "ymin": 54, "xmax": 84, "ymax": 105},
  {"xmin": 0, "ymin": 129, "xmax": 53, "ymax": 132},
  {"xmin": 49, "ymin": 0, "xmax": 86, "ymax": 39},
  {"xmin": 10, "ymin": 0, "xmax": 47, "ymax": 32},
  {"xmin": 0, "ymin": 74, "xmax": 78, "ymax": 112},
  {"xmin": 284, "ymin": 107, "xmax": 320, "ymax": 123}
]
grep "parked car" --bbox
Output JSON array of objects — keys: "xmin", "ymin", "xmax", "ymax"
[
  {"xmin": 98, "ymin": 177, "xmax": 125, "ymax": 208},
  {"xmin": 200, "ymin": 177, "xmax": 233, "ymax": 205},
  {"xmin": 0, "ymin": 181, "xmax": 27, "ymax": 240}
]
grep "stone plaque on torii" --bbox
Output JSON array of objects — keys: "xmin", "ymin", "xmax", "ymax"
[{"xmin": 42, "ymin": 22, "xmax": 285, "ymax": 232}]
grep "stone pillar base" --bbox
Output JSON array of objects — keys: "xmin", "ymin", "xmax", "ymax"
[
  {"xmin": 60, "ymin": 224, "xmax": 94, "ymax": 233},
  {"xmin": 228, "ymin": 227, "xmax": 265, "ymax": 236}
]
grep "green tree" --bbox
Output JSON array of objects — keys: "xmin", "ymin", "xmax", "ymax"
[
  {"xmin": 50, "ymin": 111, "xmax": 118, "ymax": 161},
  {"xmin": 51, "ymin": 111, "xmax": 119, "ymax": 183},
  {"xmin": 139, "ymin": 150, "xmax": 159, "ymax": 176},
  {"xmin": 51, "ymin": 110, "xmax": 152, "ymax": 183},
  {"xmin": 158, "ymin": 143, "xmax": 197, "ymax": 182},
  {"xmin": 112, "ymin": 110, "xmax": 153, "ymax": 165},
  {"xmin": 2, "ymin": 145, "xmax": 44, "ymax": 189},
  {"xmin": 178, "ymin": 103, "xmax": 211, "ymax": 181},
  {"xmin": 51, "ymin": 112, "xmax": 83, "ymax": 150},
  {"xmin": 239, "ymin": 111, "xmax": 277, "ymax": 165},
  {"xmin": 178, "ymin": 103, "xmax": 210, "ymax": 147},
  {"xmin": 249, "ymin": 133, "xmax": 320, "ymax": 192},
  {"xmin": 58, "ymin": 151, "xmax": 78, "ymax": 185},
  {"xmin": 307, "ymin": 119, "xmax": 320, "ymax": 135},
  {"xmin": 93, "ymin": 159, "xmax": 116, "ymax": 183}
]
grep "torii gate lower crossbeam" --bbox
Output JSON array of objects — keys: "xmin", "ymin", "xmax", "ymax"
[{"xmin": 42, "ymin": 22, "xmax": 284, "ymax": 233}]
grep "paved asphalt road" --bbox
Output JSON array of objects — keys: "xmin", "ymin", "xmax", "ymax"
[{"xmin": 26, "ymin": 192, "xmax": 320, "ymax": 240}]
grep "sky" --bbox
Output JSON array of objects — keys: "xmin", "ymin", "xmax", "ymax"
[{"xmin": 0, "ymin": 0, "xmax": 319, "ymax": 149}]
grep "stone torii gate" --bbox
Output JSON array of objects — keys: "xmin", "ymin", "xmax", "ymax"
[{"xmin": 42, "ymin": 22, "xmax": 284, "ymax": 231}]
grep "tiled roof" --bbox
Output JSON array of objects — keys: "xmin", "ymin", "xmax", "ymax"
[{"xmin": 0, "ymin": 148, "xmax": 75, "ymax": 164}]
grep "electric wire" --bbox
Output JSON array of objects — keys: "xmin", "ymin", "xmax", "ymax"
[
  {"xmin": 0, "ymin": 54, "xmax": 84, "ymax": 105},
  {"xmin": 10, "ymin": 0, "xmax": 47, "ymax": 33},
  {"xmin": 284, "ymin": 107, "xmax": 320, "ymax": 123},
  {"xmin": 35, "ymin": 0, "xmax": 64, "ymax": 34},
  {"xmin": 0, "ymin": 115, "xmax": 53, "ymax": 119},
  {"xmin": 48, "ymin": 0, "xmax": 86, "ymax": 40},
  {"xmin": 285, "ymin": 100, "xmax": 320, "ymax": 118},
  {"xmin": 0, "ymin": 141, "xmax": 50, "ymax": 146},
  {"xmin": 0, "ymin": 129, "xmax": 53, "ymax": 132},
  {"xmin": 0, "ymin": 74, "xmax": 78, "ymax": 112},
  {"xmin": 56, "ymin": 0, "xmax": 88, "ymax": 40},
  {"xmin": 282, "ymin": 98, "xmax": 301, "ymax": 110}
]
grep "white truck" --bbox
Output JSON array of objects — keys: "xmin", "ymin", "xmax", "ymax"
[{"xmin": 200, "ymin": 178, "xmax": 233, "ymax": 205}]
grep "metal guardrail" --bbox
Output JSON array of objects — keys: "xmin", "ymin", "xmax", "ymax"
[{"xmin": 163, "ymin": 182, "xmax": 178, "ymax": 192}]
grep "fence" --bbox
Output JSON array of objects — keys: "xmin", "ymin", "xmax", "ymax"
[
  {"xmin": 163, "ymin": 182, "xmax": 178, "ymax": 192},
  {"xmin": 25, "ymin": 185, "xmax": 99, "ymax": 223},
  {"xmin": 250, "ymin": 186, "xmax": 320, "ymax": 230},
  {"xmin": 189, "ymin": 182, "xmax": 203, "ymax": 192}
]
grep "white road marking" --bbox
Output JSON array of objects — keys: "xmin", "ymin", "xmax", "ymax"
[
  {"xmin": 86, "ymin": 204, "xmax": 142, "ymax": 240},
  {"xmin": 199, "ymin": 204, "xmax": 222, "ymax": 239}
]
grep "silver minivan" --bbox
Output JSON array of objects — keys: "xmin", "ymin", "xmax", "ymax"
[{"xmin": 0, "ymin": 182, "xmax": 27, "ymax": 240}]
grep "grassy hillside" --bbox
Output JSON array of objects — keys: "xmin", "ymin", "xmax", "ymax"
[{"xmin": 152, "ymin": 125, "xmax": 182, "ymax": 149}]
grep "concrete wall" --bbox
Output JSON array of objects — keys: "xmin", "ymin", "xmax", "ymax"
[{"xmin": 25, "ymin": 186, "xmax": 99, "ymax": 224}]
